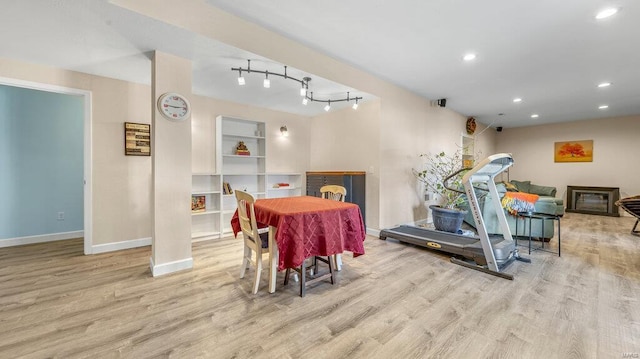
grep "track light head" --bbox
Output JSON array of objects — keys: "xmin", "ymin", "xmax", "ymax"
[
  {"xmin": 324, "ymin": 100, "xmax": 331, "ymax": 112},
  {"xmin": 263, "ymin": 73, "xmax": 270, "ymax": 88},
  {"xmin": 237, "ymin": 71, "xmax": 245, "ymax": 86}
]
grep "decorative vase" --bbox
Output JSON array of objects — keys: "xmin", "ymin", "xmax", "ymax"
[{"xmin": 429, "ymin": 205, "xmax": 468, "ymax": 233}]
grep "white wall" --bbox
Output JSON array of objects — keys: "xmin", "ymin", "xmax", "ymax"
[
  {"xmin": 309, "ymin": 99, "xmax": 381, "ymax": 229},
  {"xmin": 191, "ymin": 96, "xmax": 311, "ymax": 175},
  {"xmin": 495, "ymin": 115, "xmax": 640, "ymax": 202}
]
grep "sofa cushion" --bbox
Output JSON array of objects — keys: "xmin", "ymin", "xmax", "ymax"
[
  {"xmin": 529, "ymin": 183, "xmax": 557, "ymax": 197},
  {"xmin": 510, "ymin": 180, "xmax": 531, "ymax": 193}
]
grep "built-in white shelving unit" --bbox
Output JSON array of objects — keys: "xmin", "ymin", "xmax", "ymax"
[
  {"xmin": 191, "ymin": 116, "xmax": 302, "ymax": 240},
  {"xmin": 461, "ymin": 133, "xmax": 475, "ymax": 168},
  {"xmin": 191, "ymin": 173, "xmax": 222, "ymax": 241},
  {"xmin": 217, "ymin": 116, "xmax": 266, "ymax": 236}
]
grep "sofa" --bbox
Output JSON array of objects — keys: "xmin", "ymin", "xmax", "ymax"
[{"xmin": 463, "ymin": 180, "xmax": 564, "ymax": 239}]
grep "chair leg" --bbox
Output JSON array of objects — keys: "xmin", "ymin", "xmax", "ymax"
[
  {"xmin": 300, "ymin": 264, "xmax": 306, "ymax": 297},
  {"xmin": 284, "ymin": 268, "xmax": 291, "ymax": 285},
  {"xmin": 252, "ymin": 254, "xmax": 262, "ymax": 294},
  {"xmin": 328, "ymin": 256, "xmax": 335, "ymax": 285},
  {"xmin": 240, "ymin": 246, "xmax": 250, "ymax": 279},
  {"xmin": 310, "ymin": 257, "xmax": 317, "ymax": 276}
]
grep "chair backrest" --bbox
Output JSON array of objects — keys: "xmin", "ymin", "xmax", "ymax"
[
  {"xmin": 320, "ymin": 185, "xmax": 347, "ymax": 202},
  {"xmin": 235, "ymin": 190, "xmax": 262, "ymax": 252}
]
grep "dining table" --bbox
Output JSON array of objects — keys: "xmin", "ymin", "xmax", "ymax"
[{"xmin": 231, "ymin": 195, "xmax": 366, "ymax": 293}]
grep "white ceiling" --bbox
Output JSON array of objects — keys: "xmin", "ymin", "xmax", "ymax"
[{"xmin": 1, "ymin": 0, "xmax": 639, "ymax": 128}]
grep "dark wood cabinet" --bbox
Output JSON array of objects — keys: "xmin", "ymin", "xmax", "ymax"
[{"xmin": 306, "ymin": 171, "xmax": 366, "ymax": 225}]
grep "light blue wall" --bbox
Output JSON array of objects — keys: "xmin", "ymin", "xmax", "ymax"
[{"xmin": 0, "ymin": 85, "xmax": 84, "ymax": 239}]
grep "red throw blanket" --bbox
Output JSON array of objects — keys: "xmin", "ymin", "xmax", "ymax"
[{"xmin": 501, "ymin": 192, "xmax": 539, "ymax": 215}]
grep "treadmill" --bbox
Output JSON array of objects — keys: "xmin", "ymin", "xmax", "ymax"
[{"xmin": 379, "ymin": 153, "xmax": 529, "ymax": 279}]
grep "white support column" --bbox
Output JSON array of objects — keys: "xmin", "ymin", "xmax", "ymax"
[{"xmin": 150, "ymin": 51, "xmax": 193, "ymax": 276}]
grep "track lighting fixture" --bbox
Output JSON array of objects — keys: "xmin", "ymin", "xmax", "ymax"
[{"xmin": 231, "ymin": 60, "xmax": 362, "ymax": 110}]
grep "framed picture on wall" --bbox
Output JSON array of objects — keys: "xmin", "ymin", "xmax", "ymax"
[
  {"xmin": 554, "ymin": 139, "xmax": 593, "ymax": 162},
  {"xmin": 124, "ymin": 122, "xmax": 151, "ymax": 156}
]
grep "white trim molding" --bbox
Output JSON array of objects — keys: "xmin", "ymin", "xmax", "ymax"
[
  {"xmin": 0, "ymin": 231, "xmax": 84, "ymax": 248},
  {"xmin": 366, "ymin": 227, "xmax": 380, "ymax": 238},
  {"xmin": 91, "ymin": 237, "xmax": 151, "ymax": 254},
  {"xmin": 150, "ymin": 256, "xmax": 194, "ymax": 277}
]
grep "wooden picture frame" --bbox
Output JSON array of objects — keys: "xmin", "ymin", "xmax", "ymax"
[
  {"xmin": 554, "ymin": 140, "xmax": 593, "ymax": 162},
  {"xmin": 124, "ymin": 122, "xmax": 151, "ymax": 156}
]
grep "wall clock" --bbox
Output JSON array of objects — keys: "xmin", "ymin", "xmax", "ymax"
[{"xmin": 157, "ymin": 92, "xmax": 191, "ymax": 121}]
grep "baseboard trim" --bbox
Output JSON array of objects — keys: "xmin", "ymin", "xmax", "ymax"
[
  {"xmin": 0, "ymin": 231, "xmax": 84, "ymax": 248},
  {"xmin": 91, "ymin": 237, "xmax": 151, "ymax": 254},
  {"xmin": 150, "ymin": 256, "xmax": 194, "ymax": 277},
  {"xmin": 366, "ymin": 227, "xmax": 380, "ymax": 238}
]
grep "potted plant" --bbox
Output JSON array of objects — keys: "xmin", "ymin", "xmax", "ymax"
[{"xmin": 413, "ymin": 149, "xmax": 469, "ymax": 233}]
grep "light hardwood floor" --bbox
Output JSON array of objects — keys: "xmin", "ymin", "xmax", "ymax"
[{"xmin": 1, "ymin": 213, "xmax": 639, "ymax": 358}]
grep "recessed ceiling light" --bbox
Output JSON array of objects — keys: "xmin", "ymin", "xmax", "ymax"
[
  {"xmin": 596, "ymin": 8, "xmax": 619, "ymax": 20},
  {"xmin": 531, "ymin": 114, "xmax": 539, "ymax": 118},
  {"xmin": 463, "ymin": 53, "xmax": 476, "ymax": 61},
  {"xmin": 598, "ymin": 82, "xmax": 611, "ymax": 88},
  {"xmin": 513, "ymin": 98, "xmax": 522, "ymax": 103},
  {"xmin": 599, "ymin": 105, "xmax": 609, "ymax": 109}
]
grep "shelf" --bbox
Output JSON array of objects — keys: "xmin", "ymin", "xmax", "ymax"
[
  {"xmin": 223, "ymin": 173, "xmax": 266, "ymax": 176},
  {"xmin": 222, "ymin": 154, "xmax": 265, "ymax": 159},
  {"xmin": 191, "ymin": 190, "xmax": 221, "ymax": 195},
  {"xmin": 268, "ymin": 186, "xmax": 298, "ymax": 191},
  {"xmin": 223, "ymin": 192, "xmax": 265, "ymax": 197},
  {"xmin": 191, "ymin": 209, "xmax": 221, "ymax": 216},
  {"xmin": 222, "ymin": 133, "xmax": 265, "ymax": 140}
]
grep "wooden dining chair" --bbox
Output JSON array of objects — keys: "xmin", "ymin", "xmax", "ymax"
[
  {"xmin": 320, "ymin": 185, "xmax": 347, "ymax": 271},
  {"xmin": 320, "ymin": 185, "xmax": 347, "ymax": 202},
  {"xmin": 235, "ymin": 190, "xmax": 272, "ymax": 294}
]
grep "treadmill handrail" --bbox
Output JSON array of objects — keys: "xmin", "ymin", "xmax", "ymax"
[
  {"xmin": 443, "ymin": 167, "xmax": 471, "ymax": 194},
  {"xmin": 462, "ymin": 153, "xmax": 514, "ymax": 184}
]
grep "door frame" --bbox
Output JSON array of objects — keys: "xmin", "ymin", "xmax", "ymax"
[{"xmin": 0, "ymin": 77, "xmax": 92, "ymax": 254}]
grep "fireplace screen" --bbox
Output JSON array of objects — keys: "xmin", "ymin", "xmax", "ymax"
[{"xmin": 566, "ymin": 186, "xmax": 620, "ymax": 217}]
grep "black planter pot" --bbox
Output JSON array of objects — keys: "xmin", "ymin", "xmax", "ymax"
[{"xmin": 429, "ymin": 205, "xmax": 468, "ymax": 233}]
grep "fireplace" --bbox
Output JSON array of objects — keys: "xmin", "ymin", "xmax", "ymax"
[{"xmin": 566, "ymin": 186, "xmax": 620, "ymax": 217}]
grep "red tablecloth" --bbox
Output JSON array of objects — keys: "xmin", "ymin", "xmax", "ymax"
[{"xmin": 231, "ymin": 196, "xmax": 366, "ymax": 270}]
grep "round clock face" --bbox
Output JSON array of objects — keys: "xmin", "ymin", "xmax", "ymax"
[{"xmin": 157, "ymin": 93, "xmax": 191, "ymax": 121}]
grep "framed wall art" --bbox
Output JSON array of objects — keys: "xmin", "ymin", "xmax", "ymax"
[
  {"xmin": 554, "ymin": 140, "xmax": 593, "ymax": 162},
  {"xmin": 124, "ymin": 122, "xmax": 151, "ymax": 156}
]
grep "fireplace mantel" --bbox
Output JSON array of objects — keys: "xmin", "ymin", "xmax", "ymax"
[{"xmin": 566, "ymin": 186, "xmax": 620, "ymax": 217}]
